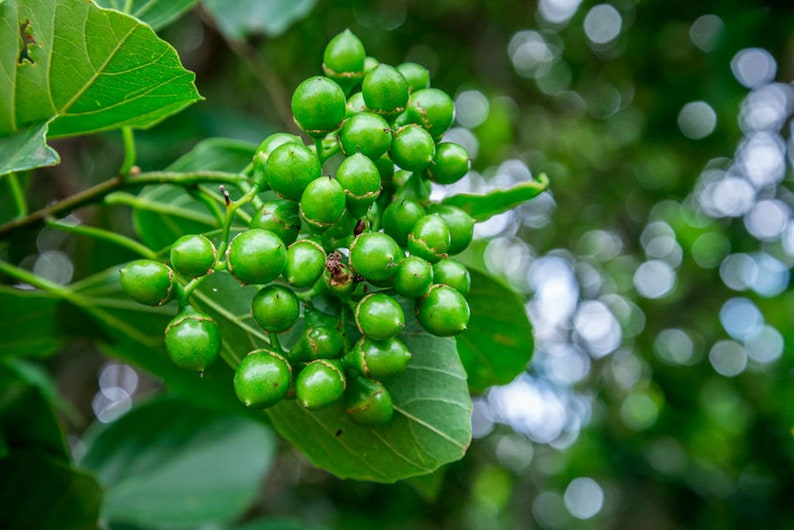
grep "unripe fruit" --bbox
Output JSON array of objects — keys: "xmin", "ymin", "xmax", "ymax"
[
  {"xmin": 251, "ymin": 284, "xmax": 300, "ymax": 333},
  {"xmin": 265, "ymin": 142, "xmax": 321, "ymax": 201},
  {"xmin": 299, "ymin": 176, "xmax": 347, "ymax": 230},
  {"xmin": 169, "ymin": 234, "xmax": 216, "ymax": 277},
  {"xmin": 335, "ymin": 152, "xmax": 382, "ymax": 217},
  {"xmin": 396, "ymin": 62, "xmax": 430, "ymax": 93},
  {"xmin": 362, "ymin": 64, "xmax": 409, "ymax": 118},
  {"xmin": 406, "ymin": 88, "xmax": 455, "ymax": 138},
  {"xmin": 252, "ymin": 133, "xmax": 302, "ymax": 187},
  {"xmin": 344, "ymin": 376, "xmax": 394, "ymax": 426},
  {"xmin": 284, "ymin": 239, "xmax": 326, "ymax": 289},
  {"xmin": 338, "ymin": 112, "xmax": 392, "ymax": 160},
  {"xmin": 227, "ymin": 229, "xmax": 286, "ymax": 285},
  {"xmin": 432, "ymin": 258, "xmax": 471, "ymax": 296},
  {"xmin": 291, "ymin": 76, "xmax": 347, "ymax": 137},
  {"xmin": 323, "ymin": 251, "xmax": 355, "ymax": 300},
  {"xmin": 382, "ymin": 199, "xmax": 425, "ymax": 246},
  {"xmin": 164, "ymin": 309, "xmax": 221, "ymax": 371},
  {"xmin": 391, "ymin": 125, "xmax": 436, "ymax": 172},
  {"xmin": 296, "ymin": 325, "xmax": 345, "ymax": 361},
  {"xmin": 349, "ymin": 232, "xmax": 401, "ymax": 283},
  {"xmin": 345, "ymin": 336, "xmax": 412, "ymax": 379},
  {"xmin": 346, "ymin": 91, "xmax": 366, "ymax": 116},
  {"xmin": 430, "ymin": 204, "xmax": 475, "ymax": 255},
  {"xmin": 416, "ymin": 284, "xmax": 470, "ymax": 337},
  {"xmin": 295, "ymin": 359, "xmax": 346, "ymax": 410},
  {"xmin": 427, "ymin": 142, "xmax": 470, "ymax": 185},
  {"xmin": 119, "ymin": 259, "xmax": 174, "ymax": 306},
  {"xmin": 234, "ymin": 349, "xmax": 292, "ymax": 408},
  {"xmin": 322, "ymin": 29, "xmax": 366, "ymax": 93},
  {"xmin": 355, "ymin": 293, "xmax": 405, "ymax": 341},
  {"xmin": 251, "ymin": 200, "xmax": 301, "ymax": 246},
  {"xmin": 407, "ymin": 214, "xmax": 451, "ymax": 263},
  {"xmin": 393, "ymin": 255, "xmax": 433, "ymax": 298}
]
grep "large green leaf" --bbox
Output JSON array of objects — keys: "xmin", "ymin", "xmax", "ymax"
[
  {"xmin": 80, "ymin": 396, "xmax": 275, "ymax": 529},
  {"xmin": 441, "ymin": 173, "xmax": 550, "ymax": 222},
  {"xmin": 456, "ymin": 269, "xmax": 534, "ymax": 394},
  {"xmin": 95, "ymin": 0, "xmax": 198, "ymax": 30},
  {"xmin": 202, "ymin": 0, "xmax": 317, "ymax": 39},
  {"xmin": 0, "ymin": 449, "xmax": 103, "ymax": 530},
  {"xmin": 0, "ymin": 0, "xmax": 201, "ymax": 175},
  {"xmin": 0, "ymin": 122, "xmax": 58, "ymax": 175},
  {"xmin": 191, "ymin": 272, "xmax": 473, "ymax": 482}
]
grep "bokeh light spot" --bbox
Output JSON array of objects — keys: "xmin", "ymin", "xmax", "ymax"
[
  {"xmin": 678, "ymin": 101, "xmax": 717, "ymax": 139},
  {"xmin": 583, "ymin": 4, "xmax": 622, "ymax": 45},
  {"xmin": 564, "ymin": 477, "xmax": 604, "ymax": 519},
  {"xmin": 689, "ymin": 14, "xmax": 724, "ymax": 52},
  {"xmin": 731, "ymin": 48, "xmax": 777, "ymax": 89},
  {"xmin": 633, "ymin": 260, "xmax": 675, "ymax": 299},
  {"xmin": 708, "ymin": 340, "xmax": 747, "ymax": 377}
]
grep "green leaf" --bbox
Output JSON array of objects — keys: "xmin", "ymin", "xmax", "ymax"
[
  {"xmin": 0, "ymin": 0, "xmax": 201, "ymax": 174},
  {"xmin": 441, "ymin": 173, "xmax": 550, "ymax": 222},
  {"xmin": 202, "ymin": 0, "xmax": 317, "ymax": 39},
  {"xmin": 0, "ymin": 449, "xmax": 103, "ymax": 530},
  {"xmin": 80, "ymin": 396, "xmax": 275, "ymax": 529},
  {"xmin": 190, "ymin": 272, "xmax": 473, "ymax": 483},
  {"xmin": 94, "ymin": 0, "xmax": 198, "ymax": 30},
  {"xmin": 0, "ymin": 121, "xmax": 59, "ymax": 175},
  {"xmin": 233, "ymin": 519, "xmax": 327, "ymax": 530},
  {"xmin": 456, "ymin": 269, "xmax": 534, "ymax": 394}
]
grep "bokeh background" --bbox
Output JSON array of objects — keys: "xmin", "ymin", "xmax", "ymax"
[{"xmin": 25, "ymin": 0, "xmax": 794, "ymax": 528}]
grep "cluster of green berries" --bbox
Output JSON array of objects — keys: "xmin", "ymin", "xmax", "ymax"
[{"xmin": 119, "ymin": 30, "xmax": 475, "ymax": 427}]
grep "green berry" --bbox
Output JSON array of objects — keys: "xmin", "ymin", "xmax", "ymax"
[
  {"xmin": 234, "ymin": 349, "xmax": 292, "ymax": 408},
  {"xmin": 284, "ymin": 239, "xmax": 326, "ymax": 289},
  {"xmin": 393, "ymin": 255, "xmax": 434, "ymax": 298},
  {"xmin": 319, "ymin": 211, "xmax": 359, "ymax": 250},
  {"xmin": 119, "ymin": 259, "xmax": 175, "ymax": 306},
  {"xmin": 344, "ymin": 375, "xmax": 394, "ymax": 426},
  {"xmin": 322, "ymin": 29, "xmax": 366, "ymax": 93},
  {"xmin": 295, "ymin": 359, "xmax": 346, "ymax": 410},
  {"xmin": 251, "ymin": 199, "xmax": 301, "ymax": 246},
  {"xmin": 391, "ymin": 124, "xmax": 436, "ymax": 172},
  {"xmin": 251, "ymin": 284, "xmax": 300, "ymax": 333},
  {"xmin": 430, "ymin": 204, "xmax": 475, "ymax": 255},
  {"xmin": 345, "ymin": 336, "xmax": 412, "ymax": 379},
  {"xmin": 416, "ymin": 284, "xmax": 470, "ymax": 337},
  {"xmin": 299, "ymin": 176, "xmax": 347, "ymax": 230},
  {"xmin": 432, "ymin": 258, "xmax": 471, "ymax": 296},
  {"xmin": 169, "ymin": 235, "xmax": 216, "ymax": 278},
  {"xmin": 227, "ymin": 229, "xmax": 286, "ymax": 285},
  {"xmin": 382, "ymin": 199, "xmax": 425, "ymax": 247},
  {"xmin": 252, "ymin": 133, "xmax": 302, "ymax": 187},
  {"xmin": 362, "ymin": 64, "xmax": 409, "ymax": 118},
  {"xmin": 264, "ymin": 142, "xmax": 322, "ymax": 201},
  {"xmin": 428, "ymin": 142, "xmax": 470, "ymax": 185},
  {"xmin": 396, "ymin": 62, "xmax": 430, "ymax": 93},
  {"xmin": 323, "ymin": 251, "xmax": 355, "ymax": 300},
  {"xmin": 346, "ymin": 91, "xmax": 367, "ymax": 116},
  {"xmin": 296, "ymin": 325, "xmax": 345, "ymax": 361},
  {"xmin": 335, "ymin": 152, "xmax": 382, "ymax": 217},
  {"xmin": 292, "ymin": 76, "xmax": 347, "ymax": 137},
  {"xmin": 349, "ymin": 232, "xmax": 402, "ymax": 283},
  {"xmin": 355, "ymin": 293, "xmax": 405, "ymax": 341},
  {"xmin": 164, "ymin": 309, "xmax": 221, "ymax": 371},
  {"xmin": 407, "ymin": 214, "xmax": 451, "ymax": 263},
  {"xmin": 406, "ymin": 88, "xmax": 456, "ymax": 138},
  {"xmin": 338, "ymin": 112, "xmax": 392, "ymax": 160}
]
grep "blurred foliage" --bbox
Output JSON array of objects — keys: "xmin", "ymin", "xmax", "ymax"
[{"xmin": 2, "ymin": 0, "xmax": 794, "ymax": 528}]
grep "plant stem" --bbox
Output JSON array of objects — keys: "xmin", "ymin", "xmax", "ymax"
[
  {"xmin": 119, "ymin": 127, "xmax": 136, "ymax": 178},
  {"xmin": 45, "ymin": 218, "xmax": 159, "ymax": 259},
  {"xmin": 6, "ymin": 173, "xmax": 27, "ymax": 219}
]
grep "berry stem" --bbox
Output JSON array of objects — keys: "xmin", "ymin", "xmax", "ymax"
[
  {"xmin": 268, "ymin": 332, "xmax": 284, "ymax": 353},
  {"xmin": 6, "ymin": 172, "xmax": 27, "ymax": 219},
  {"xmin": 45, "ymin": 218, "xmax": 159, "ymax": 259},
  {"xmin": 215, "ymin": 185, "xmax": 261, "ymax": 266},
  {"xmin": 119, "ymin": 127, "xmax": 136, "ymax": 179}
]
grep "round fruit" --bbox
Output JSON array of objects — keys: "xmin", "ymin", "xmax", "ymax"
[
  {"xmin": 344, "ymin": 375, "xmax": 394, "ymax": 426},
  {"xmin": 406, "ymin": 88, "xmax": 455, "ymax": 138},
  {"xmin": 390, "ymin": 124, "xmax": 435, "ymax": 172},
  {"xmin": 164, "ymin": 309, "xmax": 221, "ymax": 371},
  {"xmin": 416, "ymin": 284, "xmax": 470, "ymax": 337},
  {"xmin": 120, "ymin": 260, "xmax": 174, "ymax": 306},
  {"xmin": 291, "ymin": 76, "xmax": 347, "ymax": 136},
  {"xmin": 335, "ymin": 152, "xmax": 382, "ymax": 217},
  {"xmin": 430, "ymin": 204, "xmax": 475, "ymax": 255},
  {"xmin": 296, "ymin": 325, "xmax": 345, "ymax": 361},
  {"xmin": 323, "ymin": 251, "xmax": 354, "ymax": 300},
  {"xmin": 427, "ymin": 142, "xmax": 470, "ymax": 185},
  {"xmin": 432, "ymin": 258, "xmax": 471, "ymax": 296},
  {"xmin": 396, "ymin": 62, "xmax": 430, "ymax": 93},
  {"xmin": 284, "ymin": 239, "xmax": 326, "ymax": 288},
  {"xmin": 382, "ymin": 199, "xmax": 425, "ymax": 246},
  {"xmin": 346, "ymin": 91, "xmax": 367, "ymax": 116},
  {"xmin": 338, "ymin": 111, "xmax": 392, "ymax": 159},
  {"xmin": 226, "ymin": 229, "xmax": 286, "ymax": 285},
  {"xmin": 322, "ymin": 29, "xmax": 366, "ymax": 93},
  {"xmin": 355, "ymin": 293, "xmax": 405, "ymax": 341},
  {"xmin": 295, "ymin": 359, "xmax": 346, "ymax": 410},
  {"xmin": 299, "ymin": 176, "xmax": 347, "ymax": 230},
  {"xmin": 349, "ymin": 232, "xmax": 401, "ymax": 283},
  {"xmin": 251, "ymin": 200, "xmax": 301, "ymax": 246},
  {"xmin": 233, "ymin": 349, "xmax": 292, "ymax": 408},
  {"xmin": 362, "ymin": 64, "xmax": 409, "ymax": 118},
  {"xmin": 407, "ymin": 214, "xmax": 451, "ymax": 263},
  {"xmin": 251, "ymin": 133, "xmax": 302, "ymax": 187},
  {"xmin": 264, "ymin": 142, "xmax": 321, "ymax": 201},
  {"xmin": 170, "ymin": 234, "xmax": 216, "ymax": 277},
  {"xmin": 392, "ymin": 255, "xmax": 433, "ymax": 298},
  {"xmin": 251, "ymin": 284, "xmax": 300, "ymax": 333},
  {"xmin": 345, "ymin": 336, "xmax": 412, "ymax": 379}
]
